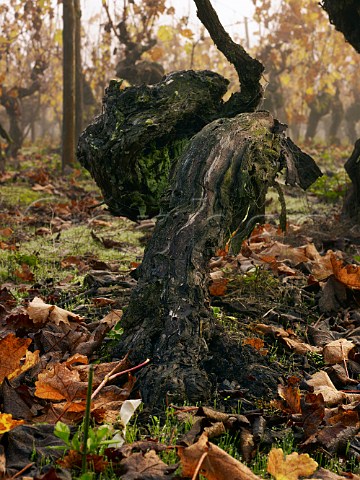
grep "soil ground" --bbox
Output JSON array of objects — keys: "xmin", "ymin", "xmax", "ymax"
[{"xmin": 1, "ymin": 143, "xmax": 360, "ymax": 478}]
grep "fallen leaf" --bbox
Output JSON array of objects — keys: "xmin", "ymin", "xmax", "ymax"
[
  {"xmin": 301, "ymin": 393, "xmax": 325, "ymax": 438},
  {"xmin": 0, "ymin": 227, "xmax": 13, "ymax": 237},
  {"xmin": 119, "ymin": 450, "xmax": 174, "ymax": 479},
  {"xmin": 331, "ymin": 253, "xmax": 360, "ymax": 289},
  {"xmin": 7, "ymin": 349, "xmax": 40, "ymax": 380},
  {"xmin": 323, "ymin": 338, "xmax": 355, "ymax": 365},
  {"xmin": 275, "ymin": 377, "xmax": 302, "ymax": 414},
  {"xmin": 35, "ymin": 363, "xmax": 88, "ymax": 402},
  {"xmin": 0, "ymin": 334, "xmax": 32, "ymax": 383},
  {"xmin": 259, "ymin": 241, "xmax": 309, "ymax": 265},
  {"xmin": 27, "ymin": 296, "xmax": 82, "ymax": 326},
  {"xmin": 304, "ymin": 371, "xmax": 360, "ymax": 407},
  {"xmin": 177, "ymin": 432, "xmax": 261, "ymax": 480},
  {"xmin": 243, "ymin": 337, "xmax": 268, "ymax": 355},
  {"xmin": 58, "ymin": 450, "xmax": 108, "ymax": 472},
  {"xmin": 254, "ymin": 324, "xmax": 321, "ymax": 355},
  {"xmin": 267, "ymin": 448, "xmax": 317, "ymax": 480},
  {"xmin": 0, "ymin": 412, "xmax": 25, "ymax": 433},
  {"xmin": 209, "ymin": 278, "xmax": 228, "ymax": 296},
  {"xmin": 35, "ymin": 227, "xmax": 52, "ymax": 236},
  {"xmin": 14, "ymin": 264, "xmax": 34, "ymax": 282},
  {"xmin": 92, "ymin": 297, "xmax": 116, "ymax": 307}
]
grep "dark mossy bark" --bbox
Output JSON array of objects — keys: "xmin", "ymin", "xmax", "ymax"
[
  {"xmin": 112, "ymin": 111, "xmax": 321, "ymax": 405},
  {"xmin": 78, "ymin": 70, "xmax": 232, "ymax": 220},
  {"xmin": 321, "ymin": 1, "xmax": 360, "ymax": 53},
  {"xmin": 321, "ymin": 1, "xmax": 360, "ymax": 219},
  {"xmin": 344, "ymin": 139, "xmax": 360, "ymax": 220}
]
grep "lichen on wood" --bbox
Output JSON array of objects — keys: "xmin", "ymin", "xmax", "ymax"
[
  {"xmin": 78, "ymin": 70, "xmax": 230, "ymax": 220},
  {"xmin": 112, "ymin": 111, "xmax": 321, "ymax": 405}
]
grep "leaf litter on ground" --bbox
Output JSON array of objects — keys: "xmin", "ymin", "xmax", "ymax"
[{"xmin": 1, "ymin": 153, "xmax": 360, "ymax": 477}]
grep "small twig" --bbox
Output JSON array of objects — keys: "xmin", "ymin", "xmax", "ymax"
[
  {"xmin": 341, "ymin": 343, "xmax": 350, "ymax": 379},
  {"xmin": 91, "ymin": 358, "xmax": 150, "ymax": 399},
  {"xmin": 82, "ymin": 364, "xmax": 94, "ymax": 474},
  {"xmin": 192, "ymin": 451, "xmax": 208, "ymax": 480},
  {"xmin": 102, "ymin": 1, "xmax": 122, "ymax": 42},
  {"xmin": 10, "ymin": 463, "xmax": 35, "ymax": 479}
]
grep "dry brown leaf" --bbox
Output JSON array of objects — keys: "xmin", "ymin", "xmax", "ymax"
[
  {"xmin": 254, "ymin": 324, "xmax": 321, "ymax": 355},
  {"xmin": 276, "ymin": 377, "xmax": 302, "ymax": 414},
  {"xmin": 326, "ymin": 406, "xmax": 360, "ymax": 427},
  {"xmin": 64, "ymin": 354, "xmax": 88, "ymax": 367},
  {"xmin": 27, "ymin": 296, "xmax": 82, "ymax": 326},
  {"xmin": 118, "ymin": 450, "xmax": 172, "ymax": 479},
  {"xmin": 303, "ymin": 467, "xmax": 359, "ymax": 479},
  {"xmin": 267, "ymin": 448, "xmax": 318, "ymax": 480},
  {"xmin": 14, "ymin": 264, "xmax": 34, "ymax": 282},
  {"xmin": 0, "ymin": 227, "xmax": 13, "ymax": 237},
  {"xmin": 259, "ymin": 241, "xmax": 309, "ymax": 265},
  {"xmin": 323, "ymin": 338, "xmax": 355, "ymax": 365},
  {"xmin": 311, "ymin": 249, "xmax": 334, "ymax": 281},
  {"xmin": 177, "ymin": 432, "xmax": 261, "ymax": 480},
  {"xmin": 0, "ymin": 334, "xmax": 32, "ymax": 383},
  {"xmin": 306, "ymin": 371, "xmax": 346, "ymax": 407},
  {"xmin": 301, "ymin": 392, "xmax": 325, "ymax": 438},
  {"xmin": 101, "ymin": 309, "xmax": 123, "ymax": 325},
  {"xmin": 35, "ymin": 363, "xmax": 88, "ymax": 402},
  {"xmin": 92, "ymin": 297, "xmax": 116, "ymax": 307}
]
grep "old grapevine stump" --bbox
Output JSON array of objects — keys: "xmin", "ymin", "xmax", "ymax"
[
  {"xmin": 79, "ymin": 70, "xmax": 321, "ymax": 405},
  {"xmin": 112, "ymin": 112, "xmax": 319, "ymax": 405}
]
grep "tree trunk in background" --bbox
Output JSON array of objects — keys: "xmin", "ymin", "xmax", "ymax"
[
  {"xmin": 62, "ymin": 0, "xmax": 76, "ymax": 172},
  {"xmin": 74, "ymin": 0, "xmax": 83, "ymax": 143},
  {"xmin": 321, "ymin": 1, "xmax": 360, "ymax": 219},
  {"xmin": 321, "ymin": 1, "xmax": 360, "ymax": 53}
]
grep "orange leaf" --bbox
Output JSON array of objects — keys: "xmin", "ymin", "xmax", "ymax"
[
  {"xmin": 35, "ymin": 363, "xmax": 88, "ymax": 402},
  {"xmin": 330, "ymin": 253, "xmax": 360, "ymax": 289},
  {"xmin": 0, "ymin": 334, "xmax": 32, "ymax": 384},
  {"xmin": 209, "ymin": 278, "xmax": 228, "ymax": 296},
  {"xmin": 8, "ymin": 349, "xmax": 40, "ymax": 380},
  {"xmin": 0, "ymin": 227, "xmax": 13, "ymax": 237},
  {"xmin": 243, "ymin": 338, "xmax": 268, "ymax": 355},
  {"xmin": 276, "ymin": 377, "xmax": 302, "ymax": 414},
  {"xmin": 0, "ymin": 412, "xmax": 25, "ymax": 434}
]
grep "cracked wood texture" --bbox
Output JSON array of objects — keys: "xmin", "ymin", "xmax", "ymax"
[{"xmin": 113, "ymin": 111, "xmax": 321, "ymax": 405}]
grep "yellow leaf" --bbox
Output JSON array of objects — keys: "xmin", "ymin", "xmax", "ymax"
[
  {"xmin": 267, "ymin": 448, "xmax": 318, "ymax": 480},
  {"xmin": 157, "ymin": 25, "xmax": 174, "ymax": 43},
  {"xmin": 280, "ymin": 73, "xmax": 291, "ymax": 87},
  {"xmin": 0, "ymin": 413, "xmax": 25, "ymax": 434},
  {"xmin": 8, "ymin": 350, "xmax": 40, "ymax": 380}
]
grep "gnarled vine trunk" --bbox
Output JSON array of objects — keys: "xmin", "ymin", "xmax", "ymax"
[
  {"xmin": 113, "ymin": 112, "xmax": 320, "ymax": 405},
  {"xmin": 78, "ymin": 0, "xmax": 322, "ymax": 405}
]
